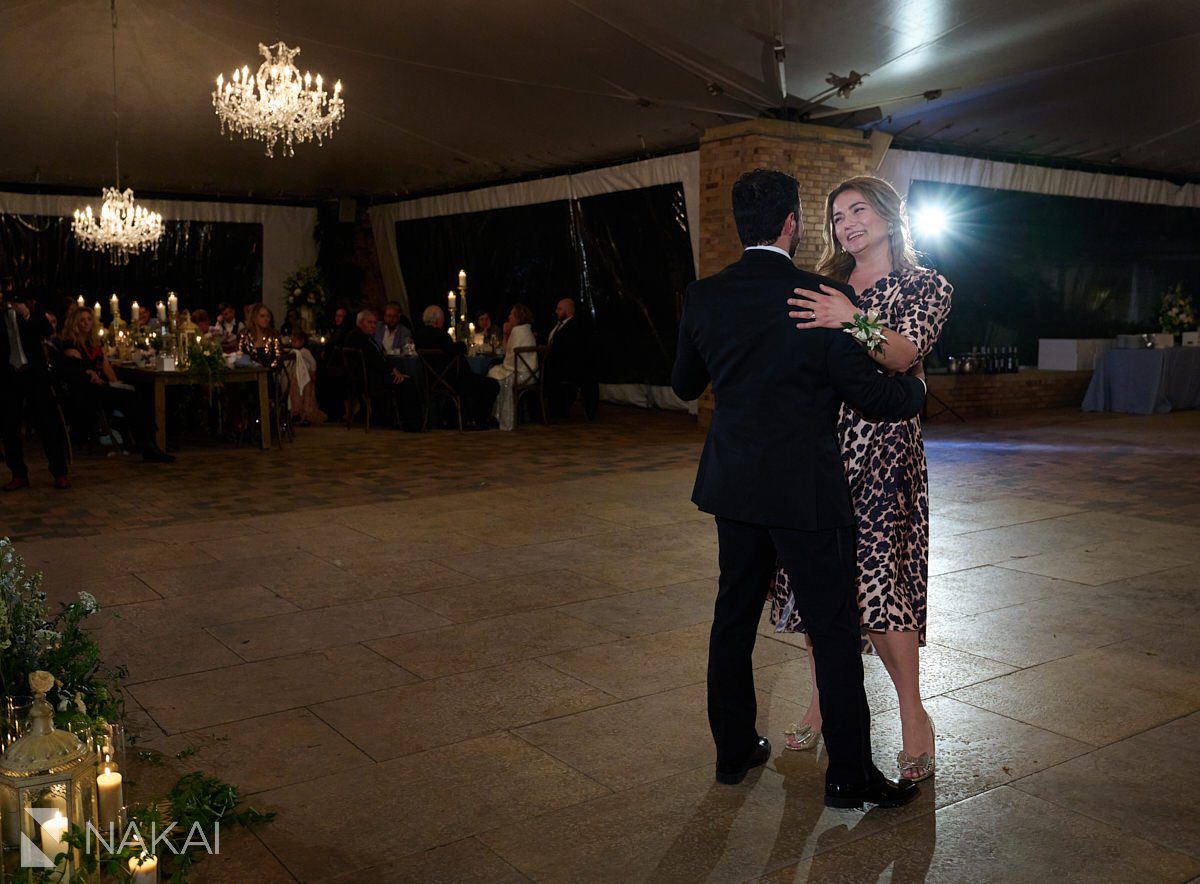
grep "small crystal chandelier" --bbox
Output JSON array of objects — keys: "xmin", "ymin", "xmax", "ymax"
[
  {"xmin": 72, "ymin": 0, "xmax": 163, "ymax": 263},
  {"xmin": 213, "ymin": 42, "xmax": 344, "ymax": 158}
]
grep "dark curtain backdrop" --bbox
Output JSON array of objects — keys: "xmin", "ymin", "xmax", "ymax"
[
  {"xmin": 395, "ymin": 183, "xmax": 695, "ymax": 386},
  {"xmin": 909, "ymin": 181, "xmax": 1200, "ymax": 364},
  {"xmin": 0, "ymin": 215, "xmax": 262, "ymax": 320}
]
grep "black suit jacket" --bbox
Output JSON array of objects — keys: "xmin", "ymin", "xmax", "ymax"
[
  {"xmin": 547, "ymin": 317, "xmax": 595, "ymax": 382},
  {"xmin": 413, "ymin": 323, "xmax": 468, "ymax": 387},
  {"xmin": 344, "ymin": 327, "xmax": 391, "ymax": 380},
  {"xmin": 671, "ymin": 248, "xmax": 926, "ymax": 531},
  {"xmin": 0, "ymin": 307, "xmax": 54, "ymax": 377}
]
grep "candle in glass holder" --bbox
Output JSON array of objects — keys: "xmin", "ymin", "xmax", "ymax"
[
  {"xmin": 128, "ymin": 852, "xmax": 158, "ymax": 882},
  {"xmin": 93, "ymin": 302, "xmax": 102, "ymax": 323},
  {"xmin": 40, "ymin": 810, "xmax": 69, "ymax": 868},
  {"xmin": 468, "ymin": 322, "xmax": 475, "ymax": 337},
  {"xmin": 167, "ymin": 292, "xmax": 178, "ymax": 316},
  {"xmin": 156, "ymin": 301, "xmax": 166, "ymax": 323},
  {"xmin": 130, "ymin": 301, "xmax": 140, "ymax": 325},
  {"xmin": 97, "ymin": 765, "xmax": 123, "ymax": 828},
  {"xmin": 448, "ymin": 326, "xmax": 456, "ymax": 342}
]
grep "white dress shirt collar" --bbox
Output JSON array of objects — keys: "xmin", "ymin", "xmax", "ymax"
[{"xmin": 744, "ymin": 245, "xmax": 793, "ymax": 260}]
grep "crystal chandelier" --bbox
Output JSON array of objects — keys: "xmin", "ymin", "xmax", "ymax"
[
  {"xmin": 213, "ymin": 42, "xmax": 344, "ymax": 158},
  {"xmin": 72, "ymin": 0, "xmax": 163, "ymax": 263}
]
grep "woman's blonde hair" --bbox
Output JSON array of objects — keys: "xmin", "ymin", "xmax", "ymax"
[
  {"xmin": 816, "ymin": 176, "xmax": 920, "ymax": 283},
  {"xmin": 61, "ymin": 304, "xmax": 98, "ymax": 349},
  {"xmin": 510, "ymin": 303, "xmax": 534, "ymax": 326},
  {"xmin": 246, "ymin": 303, "xmax": 275, "ymax": 338}
]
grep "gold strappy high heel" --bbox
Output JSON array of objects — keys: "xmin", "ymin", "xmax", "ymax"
[
  {"xmin": 897, "ymin": 715, "xmax": 936, "ymax": 782},
  {"xmin": 783, "ymin": 723, "xmax": 820, "ymax": 751}
]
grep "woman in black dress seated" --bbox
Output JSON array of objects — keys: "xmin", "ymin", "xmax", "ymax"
[{"xmin": 58, "ymin": 306, "xmax": 174, "ymax": 463}]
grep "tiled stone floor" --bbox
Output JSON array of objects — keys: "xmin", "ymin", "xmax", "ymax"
[{"xmin": 3, "ymin": 406, "xmax": 1199, "ymax": 882}]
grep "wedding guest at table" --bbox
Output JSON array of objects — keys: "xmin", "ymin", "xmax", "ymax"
[
  {"xmin": 346, "ymin": 309, "xmax": 420, "ymax": 430},
  {"xmin": 238, "ymin": 303, "xmax": 282, "ymax": 369},
  {"xmin": 329, "ymin": 306, "xmax": 353, "ymax": 348},
  {"xmin": 488, "ymin": 304, "xmax": 537, "ymax": 383},
  {"xmin": 242, "ymin": 303, "xmax": 255, "ymax": 328},
  {"xmin": 213, "ymin": 302, "xmax": 241, "ymax": 345},
  {"xmin": 545, "ymin": 297, "xmax": 599, "ymax": 420},
  {"xmin": 476, "ymin": 311, "xmax": 502, "ymax": 346},
  {"xmin": 416, "ymin": 306, "xmax": 499, "ymax": 430},
  {"xmin": 58, "ymin": 305, "xmax": 173, "ymax": 464},
  {"xmin": 288, "ymin": 330, "xmax": 321, "ymax": 425},
  {"xmin": 2, "ymin": 283, "xmax": 70, "ymax": 490},
  {"xmin": 279, "ymin": 309, "xmax": 300, "ymax": 336},
  {"xmin": 375, "ymin": 302, "xmax": 414, "ymax": 354},
  {"xmin": 191, "ymin": 309, "xmax": 213, "ymax": 337},
  {"xmin": 137, "ymin": 304, "xmax": 157, "ymax": 331}
]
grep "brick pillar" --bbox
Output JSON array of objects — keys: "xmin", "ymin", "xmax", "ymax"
[{"xmin": 695, "ymin": 120, "xmax": 877, "ymax": 429}]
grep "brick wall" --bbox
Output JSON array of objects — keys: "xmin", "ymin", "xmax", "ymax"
[
  {"xmin": 926, "ymin": 370, "xmax": 1093, "ymax": 421},
  {"xmin": 696, "ymin": 120, "xmax": 876, "ymax": 429}
]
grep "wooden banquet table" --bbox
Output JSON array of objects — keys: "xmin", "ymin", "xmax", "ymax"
[{"xmin": 113, "ymin": 363, "xmax": 272, "ymax": 450}]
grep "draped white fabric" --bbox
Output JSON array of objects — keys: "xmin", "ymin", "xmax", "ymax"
[
  {"xmin": 879, "ymin": 149, "xmax": 1200, "ymax": 208},
  {"xmin": 0, "ymin": 191, "xmax": 317, "ymax": 316},
  {"xmin": 369, "ymin": 151, "xmax": 701, "ymax": 315},
  {"xmin": 369, "ymin": 152, "xmax": 701, "ymax": 411}
]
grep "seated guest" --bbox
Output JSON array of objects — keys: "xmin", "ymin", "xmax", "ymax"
[
  {"xmin": 58, "ymin": 306, "xmax": 173, "ymax": 463},
  {"xmin": 328, "ymin": 306, "xmax": 353, "ymax": 347},
  {"xmin": 137, "ymin": 304, "xmax": 158, "ymax": 331},
  {"xmin": 288, "ymin": 331, "xmax": 321, "ymax": 424},
  {"xmin": 476, "ymin": 311, "xmax": 501, "ymax": 346},
  {"xmin": 345, "ymin": 309, "xmax": 421, "ymax": 430},
  {"xmin": 415, "ymin": 306, "xmax": 499, "ymax": 430},
  {"xmin": 190, "ymin": 309, "xmax": 213, "ymax": 337},
  {"xmin": 213, "ymin": 302, "xmax": 241, "ymax": 346},
  {"xmin": 242, "ymin": 303, "xmax": 255, "ymax": 328},
  {"xmin": 279, "ymin": 308, "xmax": 300, "ymax": 336},
  {"xmin": 545, "ymin": 297, "xmax": 599, "ymax": 420},
  {"xmin": 238, "ymin": 304, "xmax": 282, "ymax": 368},
  {"xmin": 488, "ymin": 304, "xmax": 537, "ymax": 383},
  {"xmin": 375, "ymin": 301, "xmax": 414, "ymax": 354},
  {"xmin": 488, "ymin": 304, "xmax": 537, "ymax": 431}
]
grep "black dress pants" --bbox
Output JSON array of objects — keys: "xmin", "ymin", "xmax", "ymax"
[
  {"xmin": 710, "ymin": 517, "xmax": 873, "ymax": 787},
  {"xmin": 2, "ymin": 368, "xmax": 68, "ymax": 479}
]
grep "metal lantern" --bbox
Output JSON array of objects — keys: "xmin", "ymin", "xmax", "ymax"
[{"xmin": 0, "ymin": 672, "xmax": 98, "ymax": 881}]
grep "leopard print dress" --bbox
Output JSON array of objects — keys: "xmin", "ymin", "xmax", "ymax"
[{"xmin": 770, "ymin": 268, "xmax": 953, "ymax": 653}]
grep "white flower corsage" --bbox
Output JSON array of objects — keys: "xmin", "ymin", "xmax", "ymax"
[{"xmin": 842, "ymin": 309, "xmax": 887, "ymax": 353}]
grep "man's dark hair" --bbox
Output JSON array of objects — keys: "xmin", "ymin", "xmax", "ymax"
[{"xmin": 731, "ymin": 169, "xmax": 801, "ymax": 247}]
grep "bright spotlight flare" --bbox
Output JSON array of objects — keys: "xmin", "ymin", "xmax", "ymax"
[{"xmin": 912, "ymin": 206, "xmax": 948, "ymax": 239}]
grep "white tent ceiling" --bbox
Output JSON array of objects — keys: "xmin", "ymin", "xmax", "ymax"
[{"xmin": 3, "ymin": 0, "xmax": 1199, "ymax": 201}]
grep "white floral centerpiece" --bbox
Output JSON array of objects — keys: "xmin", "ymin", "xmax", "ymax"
[
  {"xmin": 1159, "ymin": 285, "xmax": 1196, "ymax": 334},
  {"xmin": 283, "ymin": 265, "xmax": 330, "ymax": 332}
]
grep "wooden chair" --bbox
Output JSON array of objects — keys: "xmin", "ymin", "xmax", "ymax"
[
  {"xmin": 417, "ymin": 348, "xmax": 464, "ymax": 432},
  {"xmin": 513, "ymin": 345, "xmax": 549, "ymax": 427},
  {"xmin": 272, "ymin": 351, "xmax": 296, "ymax": 447}
]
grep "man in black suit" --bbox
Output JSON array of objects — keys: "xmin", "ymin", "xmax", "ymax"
[
  {"xmin": 545, "ymin": 298, "xmax": 599, "ymax": 420},
  {"xmin": 344, "ymin": 309, "xmax": 421, "ymax": 431},
  {"xmin": 672, "ymin": 169, "xmax": 926, "ymax": 807},
  {"xmin": 414, "ymin": 306, "xmax": 499, "ymax": 429},
  {"xmin": 1, "ymin": 281, "xmax": 70, "ymax": 490}
]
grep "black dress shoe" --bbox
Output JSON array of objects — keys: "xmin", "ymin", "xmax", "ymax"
[
  {"xmin": 825, "ymin": 774, "xmax": 919, "ymax": 809},
  {"xmin": 715, "ymin": 737, "xmax": 771, "ymax": 785}
]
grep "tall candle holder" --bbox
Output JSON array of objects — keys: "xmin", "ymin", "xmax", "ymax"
[{"xmin": 457, "ymin": 270, "xmax": 469, "ymax": 340}]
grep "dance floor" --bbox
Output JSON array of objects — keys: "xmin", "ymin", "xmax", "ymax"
[{"xmin": 6, "ymin": 407, "xmax": 1199, "ymax": 882}]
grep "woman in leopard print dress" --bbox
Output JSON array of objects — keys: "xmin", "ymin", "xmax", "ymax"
[{"xmin": 770, "ymin": 176, "xmax": 952, "ymax": 780}]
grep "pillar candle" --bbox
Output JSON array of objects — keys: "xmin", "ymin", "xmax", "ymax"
[
  {"xmin": 447, "ymin": 291, "xmax": 456, "ymax": 316},
  {"xmin": 458, "ymin": 269, "xmax": 467, "ymax": 289},
  {"xmin": 167, "ymin": 293, "xmax": 178, "ymax": 316},
  {"xmin": 156, "ymin": 301, "xmax": 166, "ymax": 323},
  {"xmin": 130, "ymin": 301, "xmax": 140, "ymax": 325},
  {"xmin": 468, "ymin": 322, "xmax": 475, "ymax": 337},
  {"xmin": 128, "ymin": 852, "xmax": 158, "ymax": 882},
  {"xmin": 76, "ymin": 295, "xmax": 85, "ymax": 307},
  {"xmin": 97, "ymin": 766, "xmax": 123, "ymax": 828},
  {"xmin": 40, "ymin": 810, "xmax": 69, "ymax": 867},
  {"xmin": 110, "ymin": 293, "xmax": 119, "ymax": 319},
  {"xmin": 93, "ymin": 302, "xmax": 102, "ymax": 323},
  {"xmin": 448, "ymin": 326, "xmax": 456, "ymax": 342}
]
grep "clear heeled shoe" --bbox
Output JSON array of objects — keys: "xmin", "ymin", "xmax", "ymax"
[
  {"xmin": 897, "ymin": 715, "xmax": 936, "ymax": 782},
  {"xmin": 783, "ymin": 723, "xmax": 820, "ymax": 751}
]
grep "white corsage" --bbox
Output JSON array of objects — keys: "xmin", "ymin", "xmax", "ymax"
[{"xmin": 842, "ymin": 309, "xmax": 887, "ymax": 353}]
